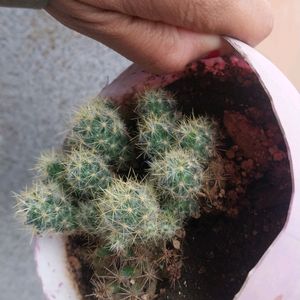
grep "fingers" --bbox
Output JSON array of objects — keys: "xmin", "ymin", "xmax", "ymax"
[
  {"xmin": 46, "ymin": 1, "xmax": 223, "ymax": 73},
  {"xmin": 46, "ymin": 0, "xmax": 272, "ymax": 73},
  {"xmin": 84, "ymin": 0, "xmax": 273, "ymax": 45}
]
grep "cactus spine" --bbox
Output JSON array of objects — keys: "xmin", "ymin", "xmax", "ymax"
[
  {"xmin": 35, "ymin": 151, "xmax": 66, "ymax": 184},
  {"xmin": 98, "ymin": 179, "xmax": 162, "ymax": 252},
  {"xmin": 135, "ymin": 89, "xmax": 177, "ymax": 119},
  {"xmin": 16, "ymin": 89, "xmax": 224, "ymax": 299},
  {"xmin": 176, "ymin": 116, "xmax": 218, "ymax": 161},
  {"xmin": 65, "ymin": 148, "xmax": 113, "ymax": 197},
  {"xmin": 16, "ymin": 181, "xmax": 77, "ymax": 233},
  {"xmin": 70, "ymin": 98, "xmax": 131, "ymax": 168},
  {"xmin": 137, "ymin": 116, "xmax": 175, "ymax": 158},
  {"xmin": 150, "ymin": 149, "xmax": 204, "ymax": 201}
]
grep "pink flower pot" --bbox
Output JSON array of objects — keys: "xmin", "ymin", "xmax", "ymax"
[{"xmin": 35, "ymin": 38, "xmax": 300, "ymax": 300}]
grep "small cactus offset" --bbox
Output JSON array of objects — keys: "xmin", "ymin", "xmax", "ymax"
[
  {"xmin": 70, "ymin": 97, "xmax": 131, "ymax": 168},
  {"xmin": 176, "ymin": 116, "xmax": 219, "ymax": 161},
  {"xmin": 16, "ymin": 89, "xmax": 225, "ymax": 299},
  {"xmin": 16, "ymin": 181, "xmax": 78, "ymax": 233},
  {"xmin": 91, "ymin": 243, "xmax": 159, "ymax": 300},
  {"xmin": 65, "ymin": 148, "xmax": 113, "ymax": 197},
  {"xmin": 137, "ymin": 115, "xmax": 175, "ymax": 158},
  {"xmin": 136, "ymin": 89, "xmax": 177, "ymax": 119},
  {"xmin": 35, "ymin": 151, "xmax": 66, "ymax": 184},
  {"xmin": 150, "ymin": 149, "xmax": 204, "ymax": 201},
  {"xmin": 92, "ymin": 278, "xmax": 120, "ymax": 300}
]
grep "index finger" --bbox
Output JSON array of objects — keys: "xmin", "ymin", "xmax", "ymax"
[{"xmin": 85, "ymin": 0, "xmax": 273, "ymax": 45}]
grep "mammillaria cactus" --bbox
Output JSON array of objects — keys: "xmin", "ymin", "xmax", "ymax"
[
  {"xmin": 176, "ymin": 116, "xmax": 218, "ymax": 161},
  {"xmin": 136, "ymin": 89, "xmax": 178, "ymax": 159},
  {"xmin": 158, "ymin": 210, "xmax": 183, "ymax": 240},
  {"xmin": 35, "ymin": 151, "xmax": 66, "ymax": 184},
  {"xmin": 16, "ymin": 89, "xmax": 223, "ymax": 299},
  {"xmin": 99, "ymin": 179, "xmax": 163, "ymax": 252},
  {"xmin": 76, "ymin": 201, "xmax": 100, "ymax": 234},
  {"xmin": 162, "ymin": 196, "xmax": 200, "ymax": 220},
  {"xmin": 150, "ymin": 149, "xmax": 204, "ymax": 201},
  {"xmin": 135, "ymin": 89, "xmax": 177, "ymax": 119},
  {"xmin": 70, "ymin": 98, "xmax": 131, "ymax": 168},
  {"xmin": 137, "ymin": 115, "xmax": 175, "ymax": 158},
  {"xmin": 16, "ymin": 181, "xmax": 77, "ymax": 233},
  {"xmin": 65, "ymin": 148, "xmax": 113, "ymax": 197}
]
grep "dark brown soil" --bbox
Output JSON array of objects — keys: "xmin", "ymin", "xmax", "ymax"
[
  {"xmin": 156, "ymin": 56, "xmax": 292, "ymax": 300},
  {"xmin": 67, "ymin": 55, "xmax": 292, "ymax": 300},
  {"xmin": 157, "ymin": 183, "xmax": 290, "ymax": 300}
]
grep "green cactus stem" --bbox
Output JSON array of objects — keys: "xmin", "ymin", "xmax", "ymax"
[
  {"xmin": 35, "ymin": 151, "xmax": 66, "ymax": 184},
  {"xmin": 176, "ymin": 116, "xmax": 218, "ymax": 161},
  {"xmin": 162, "ymin": 197, "xmax": 200, "ymax": 220},
  {"xmin": 137, "ymin": 115, "xmax": 175, "ymax": 158},
  {"xmin": 16, "ymin": 182, "xmax": 78, "ymax": 233},
  {"xmin": 65, "ymin": 148, "xmax": 113, "ymax": 197},
  {"xmin": 136, "ymin": 89, "xmax": 177, "ymax": 119},
  {"xmin": 150, "ymin": 149, "xmax": 204, "ymax": 200},
  {"xmin": 77, "ymin": 201, "xmax": 101, "ymax": 234},
  {"xmin": 71, "ymin": 98, "xmax": 131, "ymax": 168},
  {"xmin": 98, "ymin": 179, "xmax": 161, "ymax": 252}
]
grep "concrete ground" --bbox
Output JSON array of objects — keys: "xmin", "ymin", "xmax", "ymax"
[{"xmin": 0, "ymin": 8, "xmax": 129, "ymax": 300}]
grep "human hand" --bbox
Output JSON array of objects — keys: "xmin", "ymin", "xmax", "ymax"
[{"xmin": 46, "ymin": 0, "xmax": 273, "ymax": 73}]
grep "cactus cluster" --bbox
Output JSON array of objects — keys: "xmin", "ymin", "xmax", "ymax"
[{"xmin": 16, "ymin": 89, "xmax": 224, "ymax": 299}]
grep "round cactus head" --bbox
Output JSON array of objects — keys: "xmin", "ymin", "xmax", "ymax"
[
  {"xmin": 99, "ymin": 179, "xmax": 161, "ymax": 252},
  {"xmin": 71, "ymin": 98, "xmax": 130, "ymax": 167},
  {"xmin": 16, "ymin": 182, "xmax": 78, "ymax": 233},
  {"xmin": 137, "ymin": 116, "xmax": 175, "ymax": 159},
  {"xmin": 150, "ymin": 149, "xmax": 204, "ymax": 201},
  {"xmin": 35, "ymin": 151, "xmax": 66, "ymax": 184},
  {"xmin": 136, "ymin": 89, "xmax": 177, "ymax": 119},
  {"xmin": 65, "ymin": 148, "xmax": 113, "ymax": 197},
  {"xmin": 176, "ymin": 116, "xmax": 218, "ymax": 161}
]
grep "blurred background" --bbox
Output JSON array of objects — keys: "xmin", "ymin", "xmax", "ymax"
[
  {"xmin": 0, "ymin": 1, "xmax": 299, "ymax": 299},
  {"xmin": 258, "ymin": 0, "xmax": 300, "ymax": 90}
]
